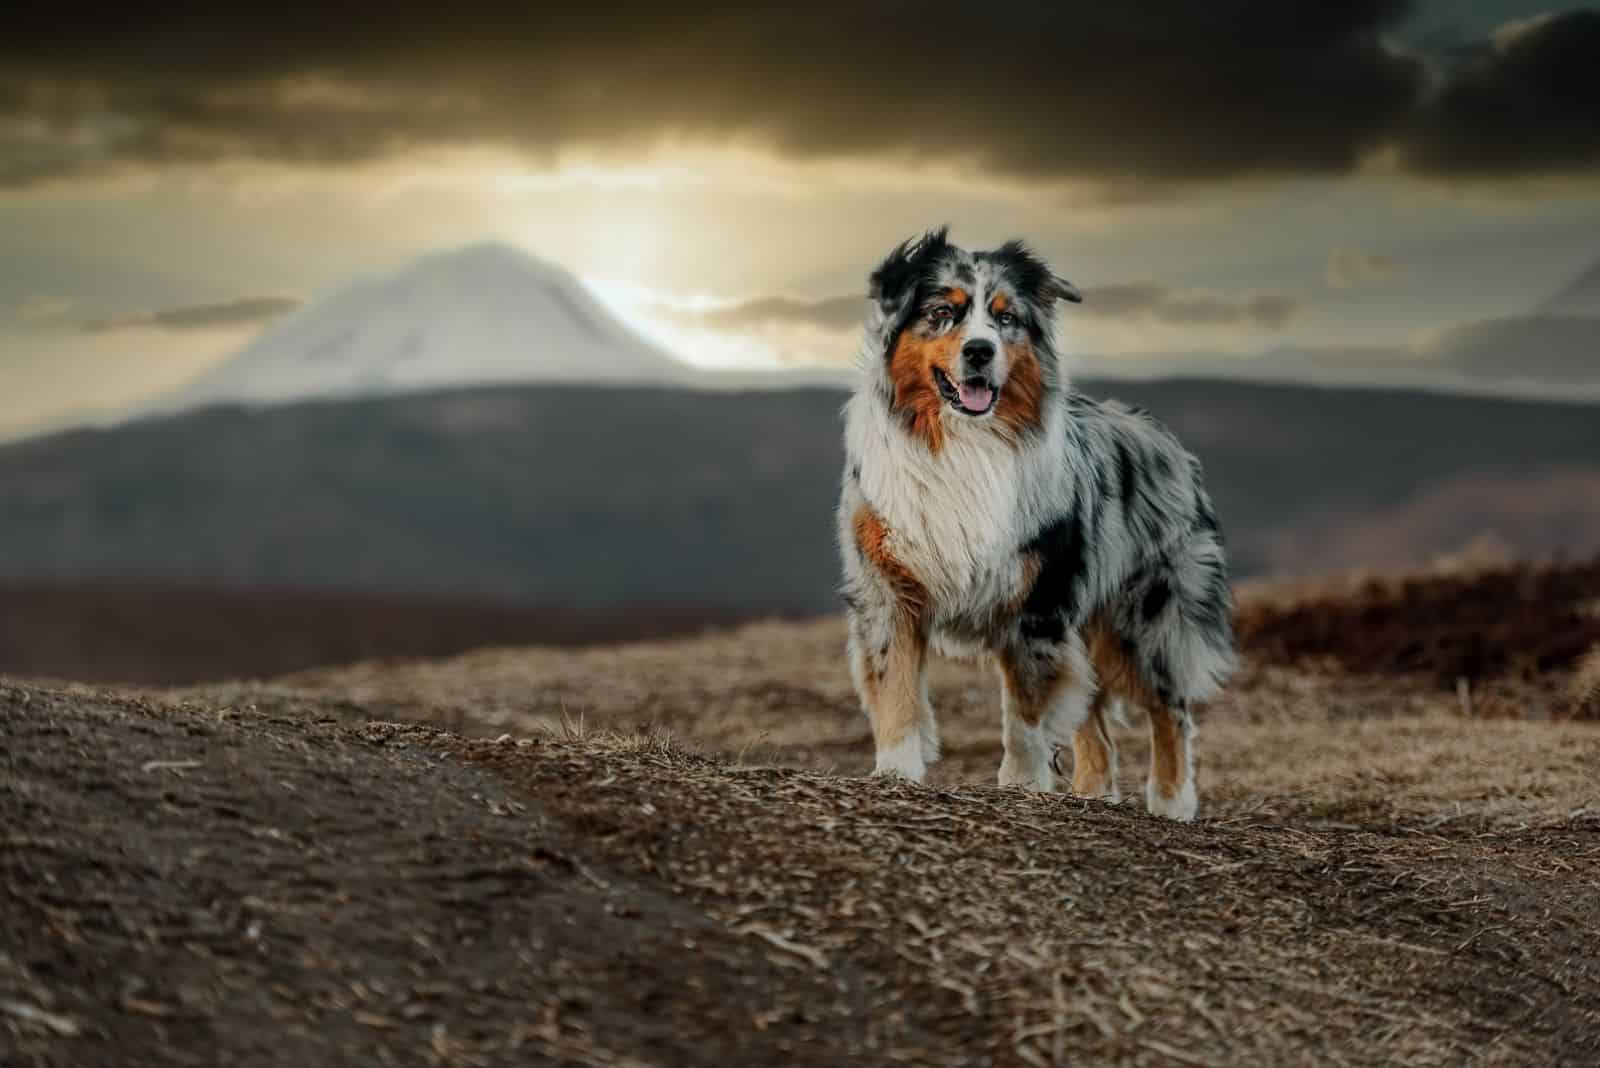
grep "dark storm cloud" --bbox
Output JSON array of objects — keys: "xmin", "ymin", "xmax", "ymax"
[
  {"xmin": 0, "ymin": 2, "xmax": 1594, "ymax": 189},
  {"xmin": 1077, "ymin": 285, "xmax": 1300, "ymax": 330},
  {"xmin": 1401, "ymin": 9, "xmax": 1600, "ymax": 176},
  {"xmin": 82, "ymin": 296, "xmax": 301, "ymax": 333}
]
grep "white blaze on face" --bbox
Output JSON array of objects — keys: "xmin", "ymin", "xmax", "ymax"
[{"xmin": 949, "ymin": 264, "xmax": 1011, "ymax": 414}]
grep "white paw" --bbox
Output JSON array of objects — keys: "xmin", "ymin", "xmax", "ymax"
[
  {"xmin": 1146, "ymin": 777, "xmax": 1198, "ymax": 821},
  {"xmin": 920, "ymin": 722, "xmax": 942, "ymax": 767},
  {"xmin": 873, "ymin": 734, "xmax": 927, "ymax": 783},
  {"xmin": 997, "ymin": 755, "xmax": 1054, "ymax": 792}
]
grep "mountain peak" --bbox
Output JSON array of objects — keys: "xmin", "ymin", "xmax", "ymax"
[
  {"xmin": 412, "ymin": 240, "xmax": 564, "ymax": 277},
  {"xmin": 144, "ymin": 243, "xmax": 690, "ymax": 416}
]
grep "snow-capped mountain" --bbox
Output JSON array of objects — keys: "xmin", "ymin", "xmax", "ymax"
[{"xmin": 147, "ymin": 242, "xmax": 692, "ymax": 414}]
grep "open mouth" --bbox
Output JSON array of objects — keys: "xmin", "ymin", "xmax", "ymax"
[{"xmin": 933, "ymin": 367, "xmax": 996, "ymax": 416}]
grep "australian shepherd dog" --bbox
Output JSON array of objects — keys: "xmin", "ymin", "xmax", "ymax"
[{"xmin": 838, "ymin": 229, "xmax": 1235, "ymax": 820}]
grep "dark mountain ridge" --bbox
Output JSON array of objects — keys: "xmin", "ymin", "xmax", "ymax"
[{"xmin": 3, "ymin": 379, "xmax": 1598, "ymax": 620}]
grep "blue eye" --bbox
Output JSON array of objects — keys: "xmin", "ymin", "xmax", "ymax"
[{"xmin": 998, "ymin": 311, "xmax": 1019, "ymax": 328}]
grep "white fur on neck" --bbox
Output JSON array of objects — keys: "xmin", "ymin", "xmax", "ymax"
[{"xmin": 844, "ymin": 383, "xmax": 1067, "ymax": 627}]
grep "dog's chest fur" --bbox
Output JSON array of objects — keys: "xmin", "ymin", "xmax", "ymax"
[{"xmin": 847, "ymin": 392, "xmax": 1063, "ymax": 635}]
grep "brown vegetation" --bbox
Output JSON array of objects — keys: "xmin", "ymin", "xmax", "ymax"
[
  {"xmin": 7, "ymin": 562, "xmax": 1600, "ymax": 1063},
  {"xmin": 1237, "ymin": 556, "xmax": 1600, "ymax": 686},
  {"xmin": 5, "ymin": 677, "xmax": 1599, "ymax": 1066},
  {"xmin": 1571, "ymin": 644, "xmax": 1600, "ymax": 720},
  {"xmin": 0, "ymin": 582, "xmax": 776, "ymax": 686}
]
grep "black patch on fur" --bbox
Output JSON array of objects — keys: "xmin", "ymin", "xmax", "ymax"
[
  {"xmin": 979, "ymin": 240, "xmax": 1053, "ymax": 302},
  {"xmin": 1190, "ymin": 555, "xmax": 1236, "ymax": 637},
  {"xmin": 1092, "ymin": 462, "xmax": 1112, "ymax": 507},
  {"xmin": 870, "ymin": 227, "xmax": 952, "ymax": 360},
  {"xmin": 1141, "ymin": 579, "xmax": 1172, "ymax": 622},
  {"xmin": 1115, "ymin": 440, "xmax": 1137, "ymax": 510},
  {"xmin": 870, "ymin": 227, "xmax": 949, "ymax": 309},
  {"xmin": 1019, "ymin": 512, "xmax": 1087, "ymax": 639},
  {"xmin": 1148, "ymin": 650, "xmax": 1175, "ymax": 707}
]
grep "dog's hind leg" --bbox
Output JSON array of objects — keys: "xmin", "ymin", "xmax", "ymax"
[
  {"xmin": 1146, "ymin": 701, "xmax": 1197, "ymax": 821},
  {"xmin": 1068, "ymin": 691, "xmax": 1121, "ymax": 802},
  {"xmin": 996, "ymin": 632, "xmax": 1091, "ymax": 791},
  {"xmin": 1085, "ymin": 615, "xmax": 1203, "ymax": 821}
]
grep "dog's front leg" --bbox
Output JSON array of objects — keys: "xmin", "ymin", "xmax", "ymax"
[
  {"xmin": 845, "ymin": 505, "xmax": 935, "ymax": 781},
  {"xmin": 995, "ymin": 630, "xmax": 1092, "ymax": 791},
  {"xmin": 848, "ymin": 601, "xmax": 933, "ymax": 781}
]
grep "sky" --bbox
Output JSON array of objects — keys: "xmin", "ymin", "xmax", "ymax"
[{"xmin": 3, "ymin": 1, "xmax": 1599, "ymax": 437}]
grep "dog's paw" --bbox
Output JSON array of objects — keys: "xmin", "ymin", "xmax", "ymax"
[
  {"xmin": 1145, "ymin": 777, "xmax": 1197, "ymax": 821},
  {"xmin": 873, "ymin": 735, "xmax": 927, "ymax": 783},
  {"xmin": 997, "ymin": 758, "xmax": 1054, "ymax": 792}
]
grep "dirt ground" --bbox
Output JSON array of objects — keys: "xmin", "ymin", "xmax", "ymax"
[{"xmin": 6, "ymin": 573, "xmax": 1600, "ymax": 1065}]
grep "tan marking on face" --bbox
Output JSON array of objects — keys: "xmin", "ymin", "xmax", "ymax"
[
  {"xmin": 886, "ymin": 324, "xmax": 959, "ymax": 454},
  {"xmin": 995, "ymin": 336, "xmax": 1045, "ymax": 443},
  {"xmin": 989, "ymin": 293, "xmax": 1011, "ymax": 315},
  {"xmin": 946, "ymin": 287, "xmax": 970, "ymax": 308}
]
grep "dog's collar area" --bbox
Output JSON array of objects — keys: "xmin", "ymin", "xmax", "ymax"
[{"xmin": 932, "ymin": 366, "xmax": 996, "ymax": 416}]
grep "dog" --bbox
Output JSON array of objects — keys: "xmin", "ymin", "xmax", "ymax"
[{"xmin": 837, "ymin": 229, "xmax": 1235, "ymax": 820}]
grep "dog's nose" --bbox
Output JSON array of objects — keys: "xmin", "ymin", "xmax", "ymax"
[{"xmin": 962, "ymin": 340, "xmax": 995, "ymax": 369}]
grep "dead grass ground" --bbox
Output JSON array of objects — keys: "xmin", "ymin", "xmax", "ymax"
[
  {"xmin": 198, "ymin": 614, "xmax": 1600, "ymax": 833},
  {"xmin": 5, "ymin": 680, "xmax": 1599, "ymax": 1067},
  {"xmin": 6, "ymin": 562, "xmax": 1600, "ymax": 1065}
]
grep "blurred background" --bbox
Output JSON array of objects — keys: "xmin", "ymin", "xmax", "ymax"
[{"xmin": 3, "ymin": 2, "xmax": 1598, "ymax": 685}]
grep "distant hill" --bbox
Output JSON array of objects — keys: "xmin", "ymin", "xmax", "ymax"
[
  {"xmin": 1422, "ymin": 315, "xmax": 1598, "ymax": 386},
  {"xmin": 145, "ymin": 243, "xmax": 691, "ymax": 416},
  {"xmin": 3, "ymin": 380, "xmax": 1599, "ymax": 628},
  {"xmin": 1540, "ymin": 256, "xmax": 1600, "ymax": 316},
  {"xmin": 1407, "ymin": 255, "xmax": 1600, "ymax": 388}
]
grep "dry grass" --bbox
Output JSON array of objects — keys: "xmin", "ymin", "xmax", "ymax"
[
  {"xmin": 178, "ymin": 615, "xmax": 1600, "ymax": 834},
  {"xmin": 9, "ymin": 562, "xmax": 1599, "ymax": 1064},
  {"xmin": 1571, "ymin": 645, "xmax": 1600, "ymax": 720},
  {"xmin": 10, "ymin": 677, "xmax": 1600, "ymax": 1065},
  {"xmin": 457, "ymin": 726, "xmax": 1600, "ymax": 1067}
]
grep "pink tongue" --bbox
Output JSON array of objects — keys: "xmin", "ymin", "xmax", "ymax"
[{"xmin": 957, "ymin": 381, "xmax": 994, "ymax": 412}]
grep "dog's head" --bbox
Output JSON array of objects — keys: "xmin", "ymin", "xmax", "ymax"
[{"xmin": 866, "ymin": 228, "xmax": 1080, "ymax": 448}]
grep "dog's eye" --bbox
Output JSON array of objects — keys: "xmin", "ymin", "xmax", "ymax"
[
  {"xmin": 997, "ymin": 311, "xmax": 1019, "ymax": 329},
  {"xmin": 928, "ymin": 305, "xmax": 953, "ymax": 324}
]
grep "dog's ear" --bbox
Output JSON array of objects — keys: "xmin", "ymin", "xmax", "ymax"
[
  {"xmin": 869, "ymin": 227, "xmax": 950, "ymax": 320},
  {"xmin": 1047, "ymin": 274, "xmax": 1083, "ymax": 304},
  {"xmin": 989, "ymin": 239, "xmax": 1080, "ymax": 306}
]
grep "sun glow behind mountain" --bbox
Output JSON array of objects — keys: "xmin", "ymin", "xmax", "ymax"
[{"xmin": 582, "ymin": 279, "xmax": 799, "ymax": 371}]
